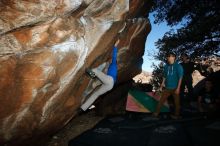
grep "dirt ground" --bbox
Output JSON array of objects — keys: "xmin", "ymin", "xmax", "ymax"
[{"xmin": 46, "ymin": 110, "xmax": 104, "ymax": 146}]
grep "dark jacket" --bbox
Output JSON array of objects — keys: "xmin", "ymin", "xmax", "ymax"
[{"xmin": 180, "ymin": 61, "xmax": 196, "ymax": 78}]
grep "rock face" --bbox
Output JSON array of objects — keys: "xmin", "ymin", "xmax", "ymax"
[
  {"xmin": 133, "ymin": 71, "xmax": 152, "ymax": 83},
  {"xmin": 0, "ymin": 0, "xmax": 152, "ymax": 145}
]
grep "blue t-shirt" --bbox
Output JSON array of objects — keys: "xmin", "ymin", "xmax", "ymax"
[
  {"xmin": 163, "ymin": 62, "xmax": 183, "ymax": 89},
  {"xmin": 107, "ymin": 46, "xmax": 118, "ymax": 83}
]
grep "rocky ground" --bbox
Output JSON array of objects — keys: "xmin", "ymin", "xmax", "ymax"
[{"xmin": 46, "ymin": 110, "xmax": 104, "ymax": 146}]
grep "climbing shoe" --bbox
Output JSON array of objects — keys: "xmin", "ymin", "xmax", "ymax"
[
  {"xmin": 76, "ymin": 108, "xmax": 84, "ymax": 116},
  {"xmin": 85, "ymin": 68, "xmax": 96, "ymax": 79},
  {"xmin": 170, "ymin": 114, "xmax": 182, "ymax": 120}
]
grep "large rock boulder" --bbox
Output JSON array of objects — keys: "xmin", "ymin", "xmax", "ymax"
[{"xmin": 0, "ymin": 0, "xmax": 152, "ymax": 145}]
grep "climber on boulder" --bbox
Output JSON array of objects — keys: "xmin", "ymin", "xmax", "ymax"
[{"xmin": 79, "ymin": 39, "xmax": 120, "ymax": 112}]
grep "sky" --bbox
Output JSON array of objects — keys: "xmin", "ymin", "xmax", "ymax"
[{"xmin": 142, "ymin": 13, "xmax": 182, "ymax": 72}]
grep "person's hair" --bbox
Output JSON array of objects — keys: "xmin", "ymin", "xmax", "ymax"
[{"xmin": 166, "ymin": 52, "xmax": 176, "ymax": 58}]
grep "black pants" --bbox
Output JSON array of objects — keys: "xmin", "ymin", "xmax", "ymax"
[{"xmin": 180, "ymin": 75, "xmax": 194, "ymax": 101}]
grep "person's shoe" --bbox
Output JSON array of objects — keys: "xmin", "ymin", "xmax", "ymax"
[
  {"xmin": 170, "ymin": 114, "xmax": 182, "ymax": 120},
  {"xmin": 85, "ymin": 68, "xmax": 96, "ymax": 79},
  {"xmin": 76, "ymin": 108, "xmax": 84, "ymax": 116}
]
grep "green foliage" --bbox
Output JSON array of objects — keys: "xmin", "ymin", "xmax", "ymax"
[
  {"xmin": 152, "ymin": 0, "xmax": 220, "ymax": 59},
  {"xmin": 150, "ymin": 62, "xmax": 164, "ymax": 90},
  {"xmin": 150, "ymin": 0, "xmax": 220, "ymax": 88}
]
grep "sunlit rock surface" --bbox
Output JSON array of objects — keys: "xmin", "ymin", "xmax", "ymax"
[{"xmin": 0, "ymin": 0, "xmax": 152, "ymax": 145}]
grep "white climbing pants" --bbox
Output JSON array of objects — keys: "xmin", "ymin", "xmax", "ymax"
[{"xmin": 80, "ymin": 68, "xmax": 114, "ymax": 111}]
